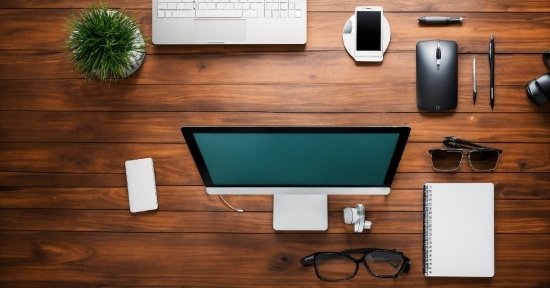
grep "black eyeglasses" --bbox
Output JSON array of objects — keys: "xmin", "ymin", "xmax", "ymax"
[
  {"xmin": 301, "ymin": 248, "xmax": 410, "ymax": 282},
  {"xmin": 429, "ymin": 136, "xmax": 502, "ymax": 172}
]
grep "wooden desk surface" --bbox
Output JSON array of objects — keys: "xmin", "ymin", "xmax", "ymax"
[{"xmin": 1, "ymin": 0, "xmax": 549, "ymax": 287}]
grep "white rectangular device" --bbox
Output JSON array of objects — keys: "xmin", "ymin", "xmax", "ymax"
[
  {"xmin": 125, "ymin": 158, "xmax": 159, "ymax": 213},
  {"xmin": 152, "ymin": 0, "xmax": 307, "ymax": 44},
  {"xmin": 354, "ymin": 6, "xmax": 383, "ymax": 59}
]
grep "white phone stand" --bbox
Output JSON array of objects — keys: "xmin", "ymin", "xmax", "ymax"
[
  {"xmin": 343, "ymin": 204, "xmax": 372, "ymax": 233},
  {"xmin": 342, "ymin": 14, "xmax": 391, "ymax": 62}
]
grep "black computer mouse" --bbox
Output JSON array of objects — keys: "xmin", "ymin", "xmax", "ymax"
[{"xmin": 416, "ymin": 40, "xmax": 458, "ymax": 111}]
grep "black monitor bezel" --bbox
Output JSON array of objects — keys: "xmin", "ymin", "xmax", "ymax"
[{"xmin": 181, "ymin": 126, "xmax": 410, "ymax": 188}]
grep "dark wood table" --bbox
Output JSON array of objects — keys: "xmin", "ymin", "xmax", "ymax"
[{"xmin": 1, "ymin": 0, "xmax": 549, "ymax": 287}]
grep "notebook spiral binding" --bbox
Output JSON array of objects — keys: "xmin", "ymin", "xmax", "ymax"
[{"xmin": 423, "ymin": 184, "xmax": 433, "ymax": 276}]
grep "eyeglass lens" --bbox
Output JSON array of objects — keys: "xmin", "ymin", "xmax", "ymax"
[
  {"xmin": 469, "ymin": 150, "xmax": 500, "ymax": 171},
  {"xmin": 314, "ymin": 251, "xmax": 405, "ymax": 281},
  {"xmin": 431, "ymin": 150, "xmax": 463, "ymax": 171},
  {"xmin": 314, "ymin": 253, "xmax": 357, "ymax": 281},
  {"xmin": 365, "ymin": 251, "xmax": 405, "ymax": 276}
]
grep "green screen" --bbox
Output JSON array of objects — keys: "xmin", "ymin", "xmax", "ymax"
[{"xmin": 193, "ymin": 133, "xmax": 400, "ymax": 186}]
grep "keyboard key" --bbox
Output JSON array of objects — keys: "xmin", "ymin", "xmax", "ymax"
[
  {"xmin": 158, "ymin": 3, "xmax": 168, "ymax": 9},
  {"xmin": 295, "ymin": 9, "xmax": 301, "ymax": 17},
  {"xmin": 257, "ymin": 6, "xmax": 264, "ymax": 17},
  {"xmin": 168, "ymin": 3, "xmax": 177, "ymax": 9},
  {"xmin": 196, "ymin": 9, "xmax": 243, "ymax": 17},
  {"xmin": 158, "ymin": 10, "xmax": 165, "ymax": 17}
]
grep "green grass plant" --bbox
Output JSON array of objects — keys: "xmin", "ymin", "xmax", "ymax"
[{"xmin": 66, "ymin": 3, "xmax": 145, "ymax": 82}]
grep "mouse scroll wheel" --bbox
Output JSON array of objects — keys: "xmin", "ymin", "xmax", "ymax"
[{"xmin": 436, "ymin": 47, "xmax": 441, "ymax": 59}]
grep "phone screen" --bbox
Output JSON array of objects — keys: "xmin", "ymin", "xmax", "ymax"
[{"xmin": 356, "ymin": 10, "xmax": 382, "ymax": 52}]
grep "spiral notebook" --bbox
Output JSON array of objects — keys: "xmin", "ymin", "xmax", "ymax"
[{"xmin": 423, "ymin": 183, "xmax": 494, "ymax": 277}]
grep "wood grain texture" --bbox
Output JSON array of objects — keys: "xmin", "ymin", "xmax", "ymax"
[
  {"xmin": 0, "ymin": 0, "xmax": 549, "ymax": 287},
  {"xmin": 0, "ymin": 233, "xmax": 548, "ymax": 287},
  {"xmin": 2, "ymin": 80, "xmax": 550, "ymax": 113},
  {"xmin": 1, "ymin": 10, "xmax": 549, "ymax": 53},
  {"xmin": 2, "ymin": 0, "xmax": 550, "ymax": 12},
  {"xmin": 1, "ymin": 112, "xmax": 549, "ymax": 143}
]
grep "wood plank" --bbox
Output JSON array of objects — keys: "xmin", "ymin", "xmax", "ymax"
[
  {"xmin": 0, "ymin": 200, "xmax": 547, "ymax": 233},
  {"xmin": 1, "ymin": 51, "xmax": 548, "ymax": 85},
  {"xmin": 1, "ymin": 172, "xmax": 548, "ymax": 199},
  {"xmin": 0, "ymin": 187, "xmax": 422, "ymax": 211},
  {"xmin": 1, "ymin": 112, "xmax": 548, "ymax": 143},
  {"xmin": 0, "ymin": 232, "xmax": 548, "ymax": 287},
  {"xmin": 2, "ymin": 80, "xmax": 549, "ymax": 113},
  {"xmin": 1, "ymin": 10, "xmax": 549, "ymax": 53},
  {"xmin": 2, "ymin": 0, "xmax": 549, "ymax": 12},
  {"xmin": 0, "ymin": 143, "xmax": 547, "ymax": 174},
  {"xmin": 2, "ymin": 187, "xmax": 548, "ymax": 213}
]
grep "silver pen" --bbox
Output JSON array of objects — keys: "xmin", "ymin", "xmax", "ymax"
[
  {"xmin": 473, "ymin": 57, "xmax": 477, "ymax": 105},
  {"xmin": 418, "ymin": 16, "xmax": 465, "ymax": 24}
]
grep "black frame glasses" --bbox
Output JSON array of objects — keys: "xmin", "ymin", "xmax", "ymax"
[
  {"xmin": 301, "ymin": 248, "xmax": 410, "ymax": 282},
  {"xmin": 429, "ymin": 136, "xmax": 502, "ymax": 172}
]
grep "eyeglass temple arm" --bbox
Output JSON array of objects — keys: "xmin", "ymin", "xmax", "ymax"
[{"xmin": 443, "ymin": 136, "xmax": 501, "ymax": 152}]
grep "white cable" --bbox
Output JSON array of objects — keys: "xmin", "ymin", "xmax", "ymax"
[{"xmin": 219, "ymin": 195, "xmax": 244, "ymax": 213}]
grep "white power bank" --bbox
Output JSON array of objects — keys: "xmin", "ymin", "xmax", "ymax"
[{"xmin": 125, "ymin": 158, "xmax": 158, "ymax": 213}]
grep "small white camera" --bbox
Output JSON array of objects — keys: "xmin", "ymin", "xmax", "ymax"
[{"xmin": 343, "ymin": 204, "xmax": 372, "ymax": 233}]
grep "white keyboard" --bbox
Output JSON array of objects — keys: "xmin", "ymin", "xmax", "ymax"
[{"xmin": 157, "ymin": 0, "xmax": 303, "ymax": 18}]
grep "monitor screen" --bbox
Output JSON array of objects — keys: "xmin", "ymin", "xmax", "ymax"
[{"xmin": 182, "ymin": 126, "xmax": 410, "ymax": 188}]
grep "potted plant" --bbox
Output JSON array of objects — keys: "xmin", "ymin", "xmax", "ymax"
[{"xmin": 66, "ymin": 2, "xmax": 146, "ymax": 82}]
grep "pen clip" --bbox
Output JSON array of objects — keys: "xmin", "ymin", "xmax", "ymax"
[
  {"xmin": 489, "ymin": 34, "xmax": 494, "ymax": 63},
  {"xmin": 473, "ymin": 57, "xmax": 476, "ymax": 92}
]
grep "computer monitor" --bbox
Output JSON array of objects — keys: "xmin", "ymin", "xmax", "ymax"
[{"xmin": 181, "ymin": 126, "xmax": 411, "ymax": 231}]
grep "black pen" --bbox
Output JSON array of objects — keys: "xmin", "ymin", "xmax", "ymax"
[
  {"xmin": 418, "ymin": 16, "xmax": 465, "ymax": 24},
  {"xmin": 489, "ymin": 34, "xmax": 495, "ymax": 110}
]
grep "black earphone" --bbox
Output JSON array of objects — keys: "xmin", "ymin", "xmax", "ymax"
[{"xmin": 526, "ymin": 49, "xmax": 550, "ymax": 105}]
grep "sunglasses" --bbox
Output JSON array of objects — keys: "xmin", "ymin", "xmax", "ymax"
[{"xmin": 429, "ymin": 137, "xmax": 502, "ymax": 172}]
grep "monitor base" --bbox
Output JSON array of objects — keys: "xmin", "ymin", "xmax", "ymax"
[{"xmin": 273, "ymin": 194, "xmax": 328, "ymax": 231}]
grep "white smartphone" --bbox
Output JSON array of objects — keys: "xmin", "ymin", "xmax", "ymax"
[
  {"xmin": 125, "ymin": 158, "xmax": 158, "ymax": 213},
  {"xmin": 355, "ymin": 6, "xmax": 384, "ymax": 58}
]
